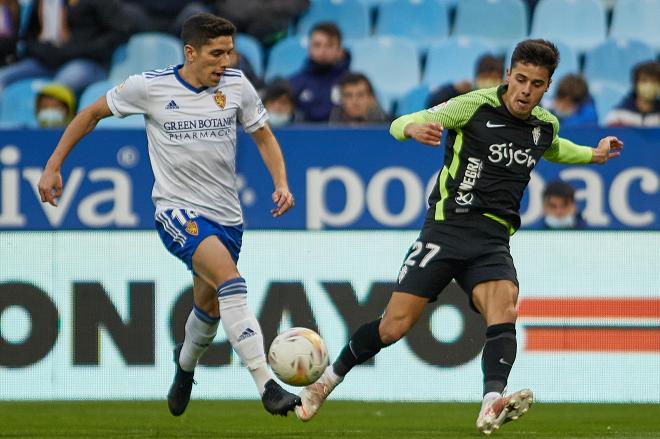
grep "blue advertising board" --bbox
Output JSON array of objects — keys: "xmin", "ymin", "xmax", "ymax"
[{"xmin": 0, "ymin": 127, "xmax": 658, "ymax": 230}]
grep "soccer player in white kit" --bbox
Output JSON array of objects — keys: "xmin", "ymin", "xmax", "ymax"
[{"xmin": 38, "ymin": 13, "xmax": 301, "ymax": 417}]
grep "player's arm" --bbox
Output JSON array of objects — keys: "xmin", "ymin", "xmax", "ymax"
[
  {"xmin": 544, "ymin": 135, "xmax": 623, "ymax": 165},
  {"xmin": 250, "ymin": 123, "xmax": 294, "ymax": 217},
  {"xmin": 38, "ymin": 96, "xmax": 113, "ymax": 206}
]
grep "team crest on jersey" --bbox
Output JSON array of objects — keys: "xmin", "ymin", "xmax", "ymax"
[
  {"xmin": 532, "ymin": 126, "xmax": 541, "ymax": 145},
  {"xmin": 185, "ymin": 220, "xmax": 199, "ymax": 236},
  {"xmin": 214, "ymin": 90, "xmax": 226, "ymax": 109}
]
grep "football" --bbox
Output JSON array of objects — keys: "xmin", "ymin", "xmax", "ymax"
[{"xmin": 268, "ymin": 327, "xmax": 329, "ymax": 386}]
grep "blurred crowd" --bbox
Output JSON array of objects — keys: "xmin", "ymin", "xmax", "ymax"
[{"xmin": 0, "ymin": 0, "xmax": 658, "ymax": 129}]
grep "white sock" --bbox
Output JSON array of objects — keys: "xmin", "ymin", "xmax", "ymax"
[
  {"xmin": 481, "ymin": 391, "xmax": 501, "ymax": 409},
  {"xmin": 179, "ymin": 306, "xmax": 219, "ymax": 372},
  {"xmin": 218, "ymin": 277, "xmax": 274, "ymax": 396},
  {"xmin": 322, "ymin": 365, "xmax": 343, "ymax": 387}
]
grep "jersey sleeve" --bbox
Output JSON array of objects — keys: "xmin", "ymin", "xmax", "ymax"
[
  {"xmin": 105, "ymin": 75, "xmax": 149, "ymax": 118},
  {"xmin": 237, "ymin": 75, "xmax": 267, "ymax": 133},
  {"xmin": 543, "ymin": 120, "xmax": 593, "ymax": 164},
  {"xmin": 390, "ymin": 90, "xmax": 491, "ymax": 140}
]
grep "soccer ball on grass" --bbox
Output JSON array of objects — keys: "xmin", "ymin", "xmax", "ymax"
[{"xmin": 268, "ymin": 327, "xmax": 329, "ymax": 386}]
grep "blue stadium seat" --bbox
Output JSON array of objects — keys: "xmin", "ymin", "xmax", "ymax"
[
  {"xmin": 376, "ymin": 0, "xmax": 449, "ymax": 52},
  {"xmin": 78, "ymin": 80, "xmax": 114, "ymax": 110},
  {"xmin": 350, "ymin": 36, "xmax": 421, "ymax": 113},
  {"xmin": 590, "ymin": 82, "xmax": 628, "ymax": 126},
  {"xmin": 610, "ymin": 0, "xmax": 660, "ymax": 51},
  {"xmin": 297, "ymin": 0, "xmax": 370, "ymax": 41},
  {"xmin": 395, "ymin": 84, "xmax": 430, "ymax": 116},
  {"xmin": 453, "ymin": 0, "xmax": 528, "ymax": 53},
  {"xmin": 583, "ymin": 39, "xmax": 656, "ymax": 90},
  {"xmin": 0, "ymin": 77, "xmax": 50, "ymax": 128},
  {"xmin": 235, "ymin": 33, "xmax": 264, "ymax": 78},
  {"xmin": 109, "ymin": 33, "xmax": 183, "ymax": 84},
  {"xmin": 530, "ymin": 0, "xmax": 607, "ymax": 54},
  {"xmin": 423, "ymin": 37, "xmax": 494, "ymax": 90},
  {"xmin": 265, "ymin": 37, "xmax": 307, "ymax": 82}
]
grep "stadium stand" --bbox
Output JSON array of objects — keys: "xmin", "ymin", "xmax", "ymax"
[
  {"xmin": 423, "ymin": 37, "xmax": 494, "ymax": 90},
  {"xmin": 375, "ymin": 0, "xmax": 450, "ymax": 52},
  {"xmin": 235, "ymin": 33, "xmax": 264, "ymax": 78},
  {"xmin": 264, "ymin": 37, "xmax": 308, "ymax": 82},
  {"xmin": 109, "ymin": 33, "xmax": 183, "ymax": 85},
  {"xmin": 610, "ymin": 0, "xmax": 660, "ymax": 50},
  {"xmin": 395, "ymin": 83, "xmax": 430, "ymax": 116},
  {"xmin": 453, "ymin": 0, "xmax": 528, "ymax": 53},
  {"xmin": 0, "ymin": 76, "xmax": 49, "ymax": 127},
  {"xmin": 583, "ymin": 38, "xmax": 656, "ymax": 90},
  {"xmin": 297, "ymin": 0, "xmax": 370, "ymax": 41}
]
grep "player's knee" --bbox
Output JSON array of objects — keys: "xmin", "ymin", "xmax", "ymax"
[{"xmin": 379, "ymin": 315, "xmax": 412, "ymax": 344}]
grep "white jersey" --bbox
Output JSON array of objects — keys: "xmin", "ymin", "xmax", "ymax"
[{"xmin": 106, "ymin": 65, "xmax": 268, "ymax": 226}]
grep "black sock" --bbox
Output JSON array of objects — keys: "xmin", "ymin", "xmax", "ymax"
[
  {"xmin": 333, "ymin": 319, "xmax": 390, "ymax": 377},
  {"xmin": 481, "ymin": 323, "xmax": 517, "ymax": 396}
]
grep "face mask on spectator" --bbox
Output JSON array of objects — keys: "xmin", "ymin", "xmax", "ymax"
[
  {"xmin": 37, "ymin": 108, "xmax": 66, "ymax": 127},
  {"xmin": 545, "ymin": 214, "xmax": 576, "ymax": 229},
  {"xmin": 636, "ymin": 81, "xmax": 660, "ymax": 101},
  {"xmin": 268, "ymin": 112, "xmax": 292, "ymax": 127}
]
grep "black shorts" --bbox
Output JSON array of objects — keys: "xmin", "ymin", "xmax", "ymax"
[{"xmin": 396, "ymin": 214, "xmax": 518, "ymax": 308}]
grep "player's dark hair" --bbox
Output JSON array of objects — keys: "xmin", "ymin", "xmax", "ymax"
[
  {"xmin": 543, "ymin": 180, "xmax": 575, "ymax": 202},
  {"xmin": 310, "ymin": 22, "xmax": 342, "ymax": 45},
  {"xmin": 338, "ymin": 72, "xmax": 374, "ymax": 95},
  {"xmin": 555, "ymin": 74, "xmax": 589, "ymax": 104},
  {"xmin": 632, "ymin": 60, "xmax": 660, "ymax": 84},
  {"xmin": 510, "ymin": 39, "xmax": 560, "ymax": 78},
  {"xmin": 181, "ymin": 13, "xmax": 236, "ymax": 49}
]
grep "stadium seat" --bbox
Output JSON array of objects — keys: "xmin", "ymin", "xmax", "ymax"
[
  {"xmin": 423, "ymin": 37, "xmax": 494, "ymax": 90},
  {"xmin": 0, "ymin": 77, "xmax": 50, "ymax": 128},
  {"xmin": 530, "ymin": 0, "xmax": 607, "ymax": 54},
  {"xmin": 453, "ymin": 0, "xmax": 528, "ymax": 53},
  {"xmin": 235, "ymin": 33, "xmax": 264, "ymax": 78},
  {"xmin": 264, "ymin": 37, "xmax": 307, "ymax": 82},
  {"xmin": 109, "ymin": 33, "xmax": 183, "ymax": 84},
  {"xmin": 583, "ymin": 39, "xmax": 656, "ymax": 90},
  {"xmin": 78, "ymin": 80, "xmax": 114, "ymax": 110},
  {"xmin": 375, "ymin": 0, "xmax": 449, "ymax": 52},
  {"xmin": 395, "ymin": 83, "xmax": 430, "ymax": 116},
  {"xmin": 350, "ymin": 36, "xmax": 421, "ymax": 113},
  {"xmin": 297, "ymin": 0, "xmax": 370, "ymax": 41},
  {"xmin": 590, "ymin": 81, "xmax": 628, "ymax": 126},
  {"xmin": 610, "ymin": 0, "xmax": 660, "ymax": 51}
]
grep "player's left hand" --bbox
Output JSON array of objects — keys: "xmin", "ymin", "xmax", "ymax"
[
  {"xmin": 271, "ymin": 187, "xmax": 294, "ymax": 217},
  {"xmin": 591, "ymin": 136, "xmax": 623, "ymax": 164}
]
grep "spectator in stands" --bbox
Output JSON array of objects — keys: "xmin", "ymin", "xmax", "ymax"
[
  {"xmin": 549, "ymin": 74, "xmax": 598, "ymax": 127},
  {"xmin": 542, "ymin": 180, "xmax": 586, "ymax": 229},
  {"xmin": 34, "ymin": 82, "xmax": 75, "ymax": 128},
  {"xmin": 606, "ymin": 61, "xmax": 660, "ymax": 127},
  {"xmin": 262, "ymin": 79, "xmax": 299, "ymax": 127},
  {"xmin": 288, "ymin": 22, "xmax": 350, "ymax": 122},
  {"xmin": 0, "ymin": 0, "xmax": 132, "ymax": 94},
  {"xmin": 427, "ymin": 54, "xmax": 504, "ymax": 107},
  {"xmin": 215, "ymin": 0, "xmax": 309, "ymax": 46},
  {"xmin": 0, "ymin": 0, "xmax": 19, "ymax": 66},
  {"xmin": 121, "ymin": 1, "xmax": 210, "ymax": 36},
  {"xmin": 329, "ymin": 72, "xmax": 388, "ymax": 125}
]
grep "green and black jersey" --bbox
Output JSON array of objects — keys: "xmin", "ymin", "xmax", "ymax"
[{"xmin": 390, "ymin": 85, "xmax": 593, "ymax": 233}]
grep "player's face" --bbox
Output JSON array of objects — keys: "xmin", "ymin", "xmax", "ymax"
[
  {"xmin": 189, "ymin": 36, "xmax": 234, "ymax": 87},
  {"xmin": 503, "ymin": 63, "xmax": 551, "ymax": 119}
]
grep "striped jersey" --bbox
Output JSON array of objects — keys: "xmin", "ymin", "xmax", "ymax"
[
  {"xmin": 106, "ymin": 65, "xmax": 267, "ymax": 226},
  {"xmin": 390, "ymin": 86, "xmax": 593, "ymax": 232}
]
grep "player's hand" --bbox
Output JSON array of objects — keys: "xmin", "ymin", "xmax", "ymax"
[
  {"xmin": 591, "ymin": 136, "xmax": 623, "ymax": 164},
  {"xmin": 38, "ymin": 167, "xmax": 63, "ymax": 206},
  {"xmin": 404, "ymin": 122, "xmax": 443, "ymax": 146},
  {"xmin": 271, "ymin": 186, "xmax": 294, "ymax": 217}
]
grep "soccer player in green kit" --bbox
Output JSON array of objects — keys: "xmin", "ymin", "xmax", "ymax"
[{"xmin": 295, "ymin": 39, "xmax": 623, "ymax": 435}]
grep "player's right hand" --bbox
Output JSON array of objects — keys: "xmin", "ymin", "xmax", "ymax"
[
  {"xmin": 404, "ymin": 122, "xmax": 443, "ymax": 146},
  {"xmin": 38, "ymin": 168, "xmax": 63, "ymax": 206}
]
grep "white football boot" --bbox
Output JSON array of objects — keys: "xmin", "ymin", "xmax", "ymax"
[
  {"xmin": 476, "ymin": 389, "xmax": 534, "ymax": 435},
  {"xmin": 295, "ymin": 367, "xmax": 342, "ymax": 421}
]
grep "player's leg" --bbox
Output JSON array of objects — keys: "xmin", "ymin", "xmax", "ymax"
[
  {"xmin": 192, "ymin": 235, "xmax": 301, "ymax": 416},
  {"xmin": 472, "ymin": 279, "xmax": 532, "ymax": 435},
  {"xmin": 168, "ymin": 276, "xmax": 219, "ymax": 416},
  {"xmin": 295, "ymin": 292, "xmax": 429, "ymax": 421}
]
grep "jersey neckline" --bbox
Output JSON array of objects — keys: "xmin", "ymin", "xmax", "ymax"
[{"xmin": 174, "ymin": 64, "xmax": 208, "ymax": 94}]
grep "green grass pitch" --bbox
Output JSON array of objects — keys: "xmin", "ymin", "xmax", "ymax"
[{"xmin": 0, "ymin": 401, "xmax": 658, "ymax": 438}]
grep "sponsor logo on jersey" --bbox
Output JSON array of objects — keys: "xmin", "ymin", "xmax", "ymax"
[
  {"xmin": 165, "ymin": 100, "xmax": 179, "ymax": 110},
  {"xmin": 532, "ymin": 126, "xmax": 541, "ymax": 145},
  {"xmin": 488, "ymin": 143, "xmax": 537, "ymax": 168},
  {"xmin": 185, "ymin": 220, "xmax": 198, "ymax": 236},
  {"xmin": 455, "ymin": 157, "xmax": 482, "ymax": 206},
  {"xmin": 214, "ymin": 90, "xmax": 226, "ymax": 109},
  {"xmin": 486, "ymin": 120, "xmax": 506, "ymax": 128}
]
